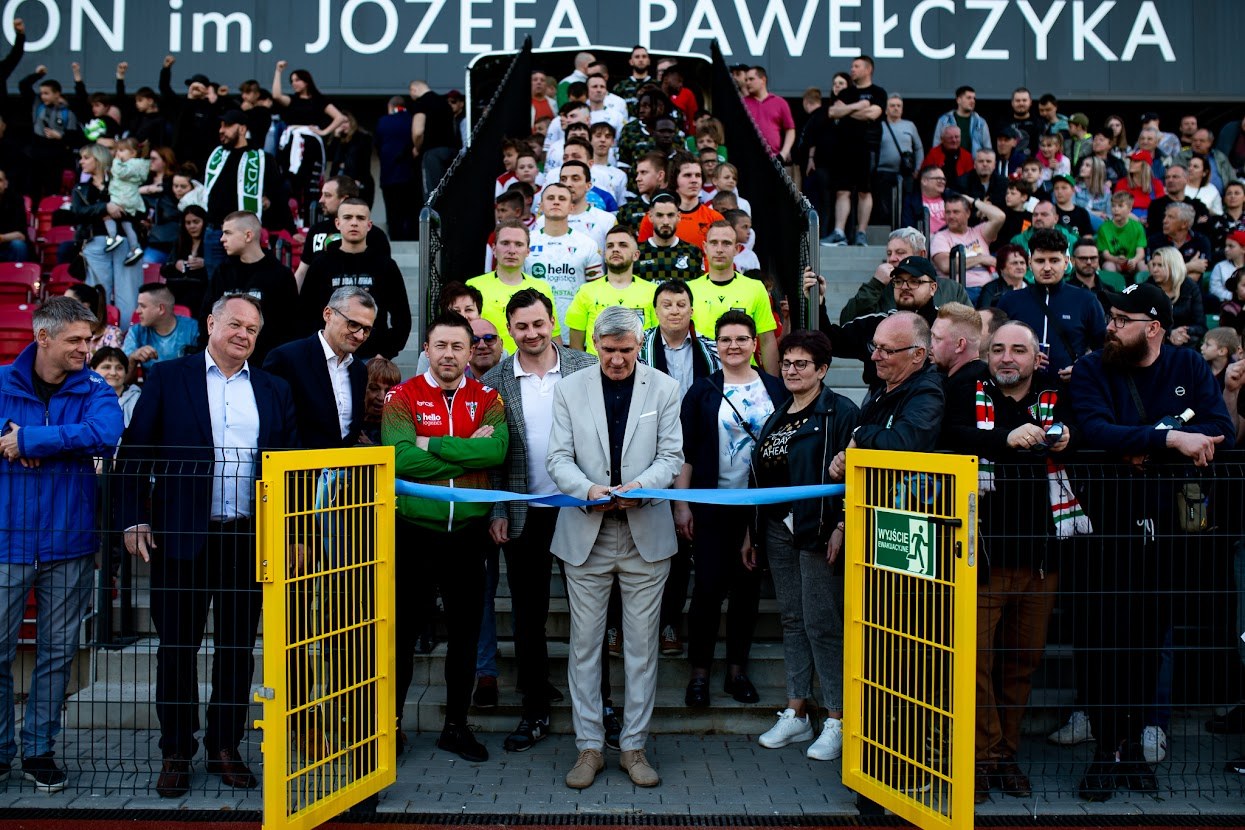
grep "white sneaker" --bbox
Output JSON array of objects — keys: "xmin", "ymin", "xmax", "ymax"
[
  {"xmin": 1142, "ymin": 725, "xmax": 1167, "ymax": 763},
  {"xmin": 1048, "ymin": 710, "xmax": 1094, "ymax": 746},
  {"xmin": 806, "ymin": 717, "xmax": 843, "ymax": 760},
  {"xmin": 757, "ymin": 708, "xmax": 813, "ymax": 748}
]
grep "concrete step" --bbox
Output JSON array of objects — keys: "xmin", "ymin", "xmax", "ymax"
[
  {"xmin": 64, "ymin": 679, "xmax": 263, "ymax": 730},
  {"xmin": 410, "ymin": 641, "xmax": 791, "ymax": 691},
  {"xmin": 403, "ymin": 683, "xmax": 786, "ymax": 736}
]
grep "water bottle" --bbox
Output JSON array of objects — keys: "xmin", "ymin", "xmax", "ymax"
[{"xmin": 1154, "ymin": 408, "xmax": 1194, "ymax": 430}]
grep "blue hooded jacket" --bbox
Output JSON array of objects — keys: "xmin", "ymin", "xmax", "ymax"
[{"xmin": 0, "ymin": 342, "xmax": 123, "ymax": 564}]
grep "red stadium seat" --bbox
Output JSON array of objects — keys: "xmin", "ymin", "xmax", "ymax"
[
  {"xmin": 39, "ymin": 226, "xmax": 74, "ymax": 272},
  {"xmin": 141, "ymin": 262, "xmax": 164, "ymax": 284},
  {"xmin": 174, "ymin": 304, "xmax": 192, "ymax": 318},
  {"xmin": 106, "ymin": 305, "xmax": 119, "ymax": 327},
  {"xmin": 44, "ymin": 263, "xmax": 81, "ymax": 297},
  {"xmin": 0, "ymin": 262, "xmax": 41, "ymax": 304},
  {"xmin": 35, "ymin": 195, "xmax": 69, "ymax": 240}
]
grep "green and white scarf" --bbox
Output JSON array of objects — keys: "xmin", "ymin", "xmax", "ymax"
[{"xmin": 203, "ymin": 146, "xmax": 265, "ymax": 219}]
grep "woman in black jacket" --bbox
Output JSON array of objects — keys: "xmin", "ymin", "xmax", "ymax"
[
  {"xmin": 746, "ymin": 329, "xmax": 859, "ymax": 762},
  {"xmin": 70, "ymin": 143, "xmax": 142, "ymax": 328},
  {"xmin": 674, "ymin": 310, "xmax": 789, "ymax": 710}
]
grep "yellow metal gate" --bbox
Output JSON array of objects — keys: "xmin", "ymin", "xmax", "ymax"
[
  {"xmin": 254, "ymin": 447, "xmax": 397, "ymax": 830},
  {"xmin": 841, "ymin": 449, "xmax": 978, "ymax": 829}
]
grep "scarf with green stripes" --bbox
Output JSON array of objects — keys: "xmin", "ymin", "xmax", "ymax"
[{"xmin": 203, "ymin": 146, "xmax": 264, "ymax": 219}]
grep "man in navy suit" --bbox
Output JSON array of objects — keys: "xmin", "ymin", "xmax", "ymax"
[
  {"xmin": 261, "ymin": 285, "xmax": 375, "ymax": 765},
  {"xmin": 118, "ymin": 293, "xmax": 298, "ymax": 798},
  {"xmin": 263, "ymin": 286, "xmax": 375, "ymax": 450}
]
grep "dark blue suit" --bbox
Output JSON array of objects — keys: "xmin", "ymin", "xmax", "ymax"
[
  {"xmin": 116, "ymin": 352, "xmax": 298, "ymax": 761},
  {"xmin": 262, "ymin": 333, "xmax": 367, "ymax": 449}
]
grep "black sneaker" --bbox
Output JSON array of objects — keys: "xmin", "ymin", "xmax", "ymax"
[
  {"xmin": 1226, "ymin": 757, "xmax": 1245, "ymax": 774},
  {"xmin": 1078, "ymin": 751, "xmax": 1118, "ymax": 802},
  {"xmin": 603, "ymin": 707, "xmax": 623, "ymax": 751},
  {"xmin": 123, "ymin": 247, "xmax": 144, "ymax": 267},
  {"xmin": 21, "ymin": 753, "xmax": 67, "ymax": 792},
  {"xmin": 1208, "ymin": 704, "xmax": 1245, "ymax": 734},
  {"xmin": 436, "ymin": 723, "xmax": 488, "ymax": 762},
  {"xmin": 503, "ymin": 715, "xmax": 549, "ymax": 752}
]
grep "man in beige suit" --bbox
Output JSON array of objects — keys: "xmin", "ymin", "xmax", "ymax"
[{"xmin": 547, "ymin": 305, "xmax": 684, "ymax": 790}]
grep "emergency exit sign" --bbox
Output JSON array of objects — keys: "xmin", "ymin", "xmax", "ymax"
[{"xmin": 874, "ymin": 508, "xmax": 935, "ymax": 581}]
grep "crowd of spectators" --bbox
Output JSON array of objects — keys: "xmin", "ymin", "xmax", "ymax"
[{"xmin": 6, "ymin": 30, "xmax": 1245, "ymax": 810}]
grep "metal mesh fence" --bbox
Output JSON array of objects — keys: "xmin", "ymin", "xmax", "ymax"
[{"xmin": 5, "ymin": 446, "xmax": 1245, "ymax": 807}]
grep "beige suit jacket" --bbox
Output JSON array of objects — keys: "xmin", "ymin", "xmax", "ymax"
[{"xmin": 546, "ymin": 362, "xmax": 684, "ymax": 566}]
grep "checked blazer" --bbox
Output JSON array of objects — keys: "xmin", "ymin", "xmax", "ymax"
[{"xmin": 482, "ymin": 344, "xmax": 598, "ymax": 537}]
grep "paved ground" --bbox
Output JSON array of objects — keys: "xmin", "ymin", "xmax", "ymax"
[{"xmin": 2, "ymin": 727, "xmax": 1245, "ymax": 819}]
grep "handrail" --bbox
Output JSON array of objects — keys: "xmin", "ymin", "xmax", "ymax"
[
  {"xmin": 805, "ymin": 208, "xmax": 820, "ymax": 331},
  {"xmin": 949, "ymin": 243, "xmax": 967, "ymax": 286}
]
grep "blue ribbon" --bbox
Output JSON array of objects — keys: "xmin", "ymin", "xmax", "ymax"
[{"xmin": 395, "ymin": 480, "xmax": 845, "ymax": 507}]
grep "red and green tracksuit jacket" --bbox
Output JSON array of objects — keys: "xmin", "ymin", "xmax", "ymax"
[{"xmin": 382, "ymin": 371, "xmax": 508, "ymax": 531}]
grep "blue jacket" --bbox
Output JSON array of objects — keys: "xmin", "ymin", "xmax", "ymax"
[
  {"xmin": 997, "ymin": 281, "xmax": 1106, "ymax": 376},
  {"xmin": 0, "ymin": 343, "xmax": 123, "ymax": 564},
  {"xmin": 933, "ymin": 111, "xmax": 991, "ymax": 156}
]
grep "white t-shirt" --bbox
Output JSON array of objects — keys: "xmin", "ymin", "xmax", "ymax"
[
  {"xmin": 538, "ymin": 206, "xmax": 615, "ymax": 252},
  {"xmin": 589, "ymin": 107, "xmax": 625, "ymax": 140},
  {"xmin": 525, "ymin": 226, "xmax": 603, "ymax": 341}
]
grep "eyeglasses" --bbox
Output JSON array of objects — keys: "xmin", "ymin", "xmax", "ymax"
[
  {"xmin": 892, "ymin": 278, "xmax": 935, "ymax": 289},
  {"xmin": 331, "ymin": 307, "xmax": 373, "ymax": 337},
  {"xmin": 868, "ymin": 342, "xmax": 920, "ymax": 357},
  {"xmin": 780, "ymin": 359, "xmax": 814, "ymax": 372},
  {"xmin": 471, "ymin": 333, "xmax": 500, "ymax": 345},
  {"xmin": 1107, "ymin": 314, "xmax": 1153, "ymax": 328},
  {"xmin": 1073, "ymin": 254, "xmax": 1100, "ymax": 261},
  {"xmin": 716, "ymin": 335, "xmax": 754, "ymax": 346}
]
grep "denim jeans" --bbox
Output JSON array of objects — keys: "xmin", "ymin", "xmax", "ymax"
[
  {"xmin": 765, "ymin": 518, "xmax": 844, "ymax": 711},
  {"xmin": 203, "ymin": 226, "xmax": 227, "ymax": 280},
  {"xmin": 476, "ymin": 546, "xmax": 499, "ymax": 678},
  {"xmin": 0, "ymin": 555, "xmax": 94, "ymax": 762},
  {"xmin": 81, "ymin": 235, "xmax": 143, "ymax": 329},
  {"xmin": 0, "ymin": 238, "xmax": 29, "ymax": 263}
]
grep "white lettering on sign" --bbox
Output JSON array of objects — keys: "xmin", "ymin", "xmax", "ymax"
[
  {"xmin": 192, "ymin": 10, "xmax": 250, "ymax": 53},
  {"xmin": 538, "ymin": 0, "xmax": 589, "ymax": 48},
  {"xmin": 341, "ymin": 0, "xmax": 399, "ymax": 55},
  {"xmin": 639, "ymin": 0, "xmax": 676, "ymax": 48},
  {"xmin": 677, "ymin": 0, "xmax": 731, "ymax": 55},
  {"xmin": 872, "ymin": 0, "xmax": 902, "ymax": 58},
  {"xmin": 406, "ymin": 0, "xmax": 449, "ymax": 53},
  {"xmin": 735, "ymin": 0, "xmax": 818, "ymax": 58},
  {"xmin": 965, "ymin": 0, "xmax": 1009, "ymax": 60},
  {"xmin": 72, "ymin": 0, "xmax": 123, "ymax": 51},
  {"xmin": 829, "ymin": 0, "xmax": 861, "ymax": 58},
  {"xmin": 0, "ymin": 0, "xmax": 1183, "ymax": 74},
  {"xmin": 1016, "ymin": 0, "xmax": 1065, "ymax": 61},
  {"xmin": 459, "ymin": 0, "xmax": 490, "ymax": 52},
  {"xmin": 910, "ymin": 0, "xmax": 954, "ymax": 59}
]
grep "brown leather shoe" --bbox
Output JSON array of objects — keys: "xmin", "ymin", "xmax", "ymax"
[
  {"xmin": 156, "ymin": 755, "xmax": 191, "ymax": 798},
  {"xmin": 993, "ymin": 759, "xmax": 1032, "ymax": 797},
  {"xmin": 206, "ymin": 748, "xmax": 258, "ymax": 789}
]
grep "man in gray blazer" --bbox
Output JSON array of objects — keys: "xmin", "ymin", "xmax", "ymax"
[
  {"xmin": 547, "ymin": 306, "xmax": 684, "ymax": 790},
  {"xmin": 482, "ymin": 289, "xmax": 597, "ymax": 753}
]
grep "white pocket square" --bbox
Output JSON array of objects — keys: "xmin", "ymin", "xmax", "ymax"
[{"xmin": 639, "ymin": 411, "xmax": 657, "ymax": 419}]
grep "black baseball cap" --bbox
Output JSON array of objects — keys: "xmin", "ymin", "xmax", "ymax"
[
  {"xmin": 219, "ymin": 109, "xmax": 247, "ymax": 126},
  {"xmin": 892, "ymin": 256, "xmax": 937, "ymax": 281},
  {"xmin": 185, "ymin": 73, "xmax": 212, "ymax": 87},
  {"xmin": 1140, "ymin": 111, "xmax": 1161, "ymax": 124},
  {"xmin": 1103, "ymin": 282, "xmax": 1173, "ymax": 330},
  {"xmin": 997, "ymin": 125, "xmax": 1023, "ymax": 141}
]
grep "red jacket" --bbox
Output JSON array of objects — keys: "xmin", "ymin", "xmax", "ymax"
[{"xmin": 382, "ymin": 371, "xmax": 508, "ymax": 531}]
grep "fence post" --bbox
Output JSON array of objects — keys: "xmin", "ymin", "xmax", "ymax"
[
  {"xmin": 418, "ymin": 206, "xmax": 442, "ymax": 345},
  {"xmin": 805, "ymin": 208, "xmax": 820, "ymax": 331},
  {"xmin": 949, "ymin": 244, "xmax": 967, "ymax": 286}
]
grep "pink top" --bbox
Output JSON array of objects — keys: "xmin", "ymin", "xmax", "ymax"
[
  {"xmin": 931, "ymin": 226, "xmax": 994, "ymax": 287},
  {"xmin": 743, "ymin": 94, "xmax": 794, "ymax": 156}
]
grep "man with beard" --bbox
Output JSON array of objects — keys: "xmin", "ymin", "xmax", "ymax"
[
  {"xmin": 567, "ymin": 227, "xmax": 656, "ymax": 354},
  {"xmin": 940, "ymin": 320, "xmax": 1077, "ymax": 803},
  {"xmin": 634, "ymin": 194, "xmax": 704, "ymax": 283},
  {"xmin": 383, "ymin": 312, "xmax": 509, "ymax": 763},
  {"xmin": 839, "ymin": 227, "xmax": 970, "ymax": 322},
  {"xmin": 526, "ymin": 182, "xmax": 603, "ymax": 343},
  {"xmin": 203, "ymin": 110, "xmax": 285, "ymax": 276},
  {"xmin": 613, "ymin": 46, "xmax": 653, "ymax": 118},
  {"xmin": 483, "ymin": 289, "xmax": 598, "ymax": 753},
  {"xmin": 639, "ymin": 159, "xmax": 723, "ymax": 250},
  {"xmin": 999, "ymin": 228, "xmax": 1105, "ymax": 380},
  {"xmin": 1068, "ymin": 282, "xmax": 1233, "ymax": 801},
  {"xmin": 829, "ymin": 255, "xmax": 940, "ymax": 386}
]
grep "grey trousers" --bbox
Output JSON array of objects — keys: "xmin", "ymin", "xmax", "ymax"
[
  {"xmin": 765, "ymin": 518, "xmax": 845, "ymax": 711},
  {"xmin": 563, "ymin": 517, "xmax": 670, "ymax": 752}
]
